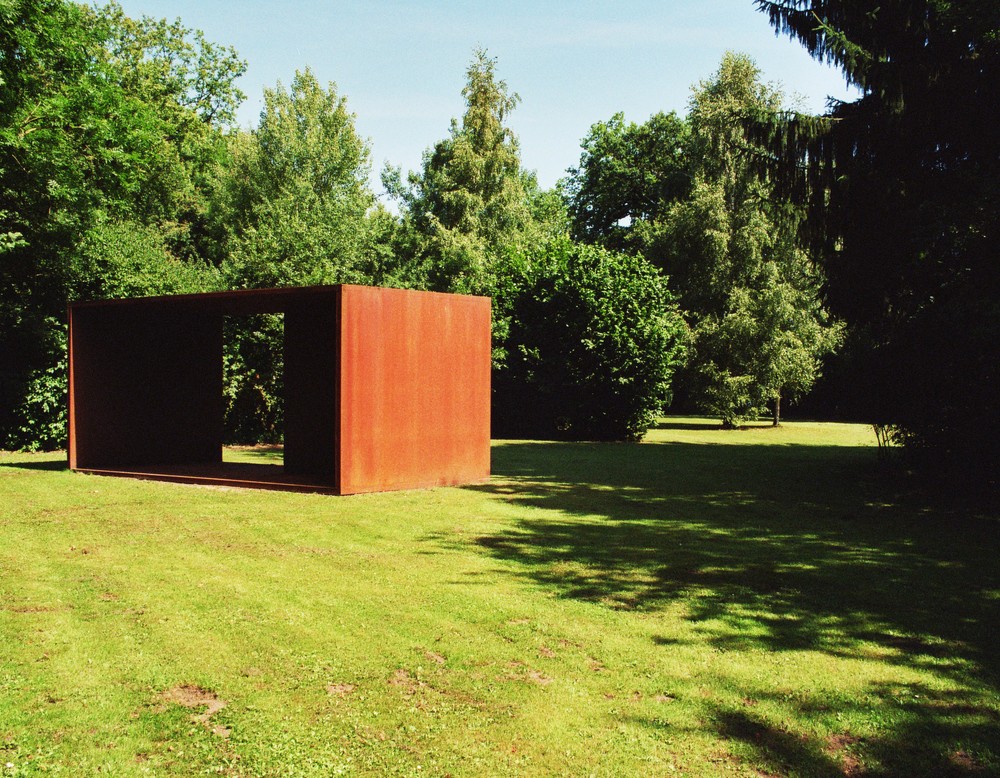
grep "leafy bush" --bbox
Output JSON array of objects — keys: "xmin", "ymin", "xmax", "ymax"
[
  {"xmin": 2, "ymin": 320, "xmax": 67, "ymax": 452},
  {"xmin": 222, "ymin": 314, "xmax": 284, "ymax": 444},
  {"xmin": 492, "ymin": 238, "xmax": 687, "ymax": 441},
  {"xmin": 70, "ymin": 217, "xmax": 217, "ymax": 300}
]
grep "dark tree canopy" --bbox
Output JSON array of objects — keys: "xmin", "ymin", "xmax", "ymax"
[{"xmin": 755, "ymin": 0, "xmax": 1000, "ymax": 486}]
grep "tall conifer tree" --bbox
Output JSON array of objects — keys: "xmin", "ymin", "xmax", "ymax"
[
  {"xmin": 755, "ymin": 1, "xmax": 1000, "ymax": 482},
  {"xmin": 384, "ymin": 49, "xmax": 531, "ymax": 292}
]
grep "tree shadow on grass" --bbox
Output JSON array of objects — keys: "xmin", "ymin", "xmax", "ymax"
[
  {"xmin": 654, "ymin": 420, "xmax": 726, "ymax": 431},
  {"xmin": 680, "ymin": 680, "xmax": 1000, "ymax": 776},
  {"xmin": 465, "ymin": 441, "xmax": 999, "ymax": 669},
  {"xmin": 450, "ymin": 438, "xmax": 1000, "ymax": 773}
]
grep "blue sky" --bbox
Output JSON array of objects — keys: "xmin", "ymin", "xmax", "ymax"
[{"xmin": 116, "ymin": 0, "xmax": 857, "ymax": 198}]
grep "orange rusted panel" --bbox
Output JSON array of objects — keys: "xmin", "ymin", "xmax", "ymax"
[{"xmin": 338, "ymin": 285, "xmax": 491, "ymax": 494}]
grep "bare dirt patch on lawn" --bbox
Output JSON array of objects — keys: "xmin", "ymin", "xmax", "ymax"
[{"xmin": 162, "ymin": 685, "xmax": 229, "ymax": 737}]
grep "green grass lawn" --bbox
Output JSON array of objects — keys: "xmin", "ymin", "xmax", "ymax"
[{"xmin": 1, "ymin": 419, "xmax": 998, "ymax": 776}]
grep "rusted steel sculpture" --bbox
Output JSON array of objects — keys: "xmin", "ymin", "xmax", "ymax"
[{"xmin": 68, "ymin": 285, "xmax": 491, "ymax": 494}]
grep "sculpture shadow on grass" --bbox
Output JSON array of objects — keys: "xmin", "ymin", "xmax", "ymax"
[{"xmin": 0, "ymin": 457, "xmax": 68, "ymax": 472}]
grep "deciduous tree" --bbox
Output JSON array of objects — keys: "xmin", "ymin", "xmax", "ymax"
[
  {"xmin": 652, "ymin": 53, "xmax": 842, "ymax": 426},
  {"xmin": 212, "ymin": 69, "xmax": 375, "ymax": 441},
  {"xmin": 0, "ymin": 0, "xmax": 242, "ymax": 448},
  {"xmin": 493, "ymin": 237, "xmax": 687, "ymax": 440},
  {"xmin": 219, "ymin": 68, "xmax": 373, "ymax": 289},
  {"xmin": 563, "ymin": 111, "xmax": 690, "ymax": 252}
]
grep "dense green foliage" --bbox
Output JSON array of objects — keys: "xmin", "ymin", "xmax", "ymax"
[
  {"xmin": 492, "ymin": 238, "xmax": 687, "ymax": 440},
  {"xmin": 0, "ymin": 2, "xmax": 395, "ymax": 446},
  {"xmin": 218, "ymin": 69, "xmax": 375, "ymax": 290},
  {"xmin": 563, "ymin": 54, "xmax": 842, "ymax": 428},
  {"xmin": 671, "ymin": 54, "xmax": 842, "ymax": 427},
  {"xmin": 2, "ymin": 3, "xmax": 679, "ymax": 447},
  {"xmin": 754, "ymin": 1, "xmax": 1000, "ymax": 485},
  {"xmin": 211, "ymin": 69, "xmax": 378, "ymax": 440},
  {"xmin": 222, "ymin": 314, "xmax": 284, "ymax": 444},
  {"xmin": 564, "ymin": 111, "xmax": 691, "ymax": 253},
  {"xmin": 13, "ymin": 0, "xmax": 980, "ymax": 454},
  {"xmin": 0, "ymin": 0, "xmax": 240, "ymax": 448}
]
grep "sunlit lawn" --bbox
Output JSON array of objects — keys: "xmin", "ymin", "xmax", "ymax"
[{"xmin": 1, "ymin": 419, "xmax": 997, "ymax": 776}]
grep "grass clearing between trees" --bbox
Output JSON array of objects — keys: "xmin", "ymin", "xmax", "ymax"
[{"xmin": 1, "ymin": 419, "xmax": 998, "ymax": 776}]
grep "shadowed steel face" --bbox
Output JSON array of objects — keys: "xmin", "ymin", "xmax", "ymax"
[{"xmin": 68, "ymin": 285, "xmax": 491, "ymax": 495}]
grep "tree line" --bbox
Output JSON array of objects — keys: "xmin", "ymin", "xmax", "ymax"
[{"xmin": 2, "ymin": 0, "xmax": 995, "ymax": 494}]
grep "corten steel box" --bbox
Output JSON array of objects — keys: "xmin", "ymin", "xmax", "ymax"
[{"xmin": 67, "ymin": 285, "xmax": 491, "ymax": 495}]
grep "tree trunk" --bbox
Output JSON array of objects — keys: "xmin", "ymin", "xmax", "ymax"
[{"xmin": 773, "ymin": 394, "xmax": 781, "ymax": 426}]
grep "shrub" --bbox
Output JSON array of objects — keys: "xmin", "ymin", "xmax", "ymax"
[
  {"xmin": 492, "ymin": 238, "xmax": 687, "ymax": 441},
  {"xmin": 2, "ymin": 320, "xmax": 67, "ymax": 452},
  {"xmin": 222, "ymin": 314, "xmax": 284, "ymax": 445}
]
